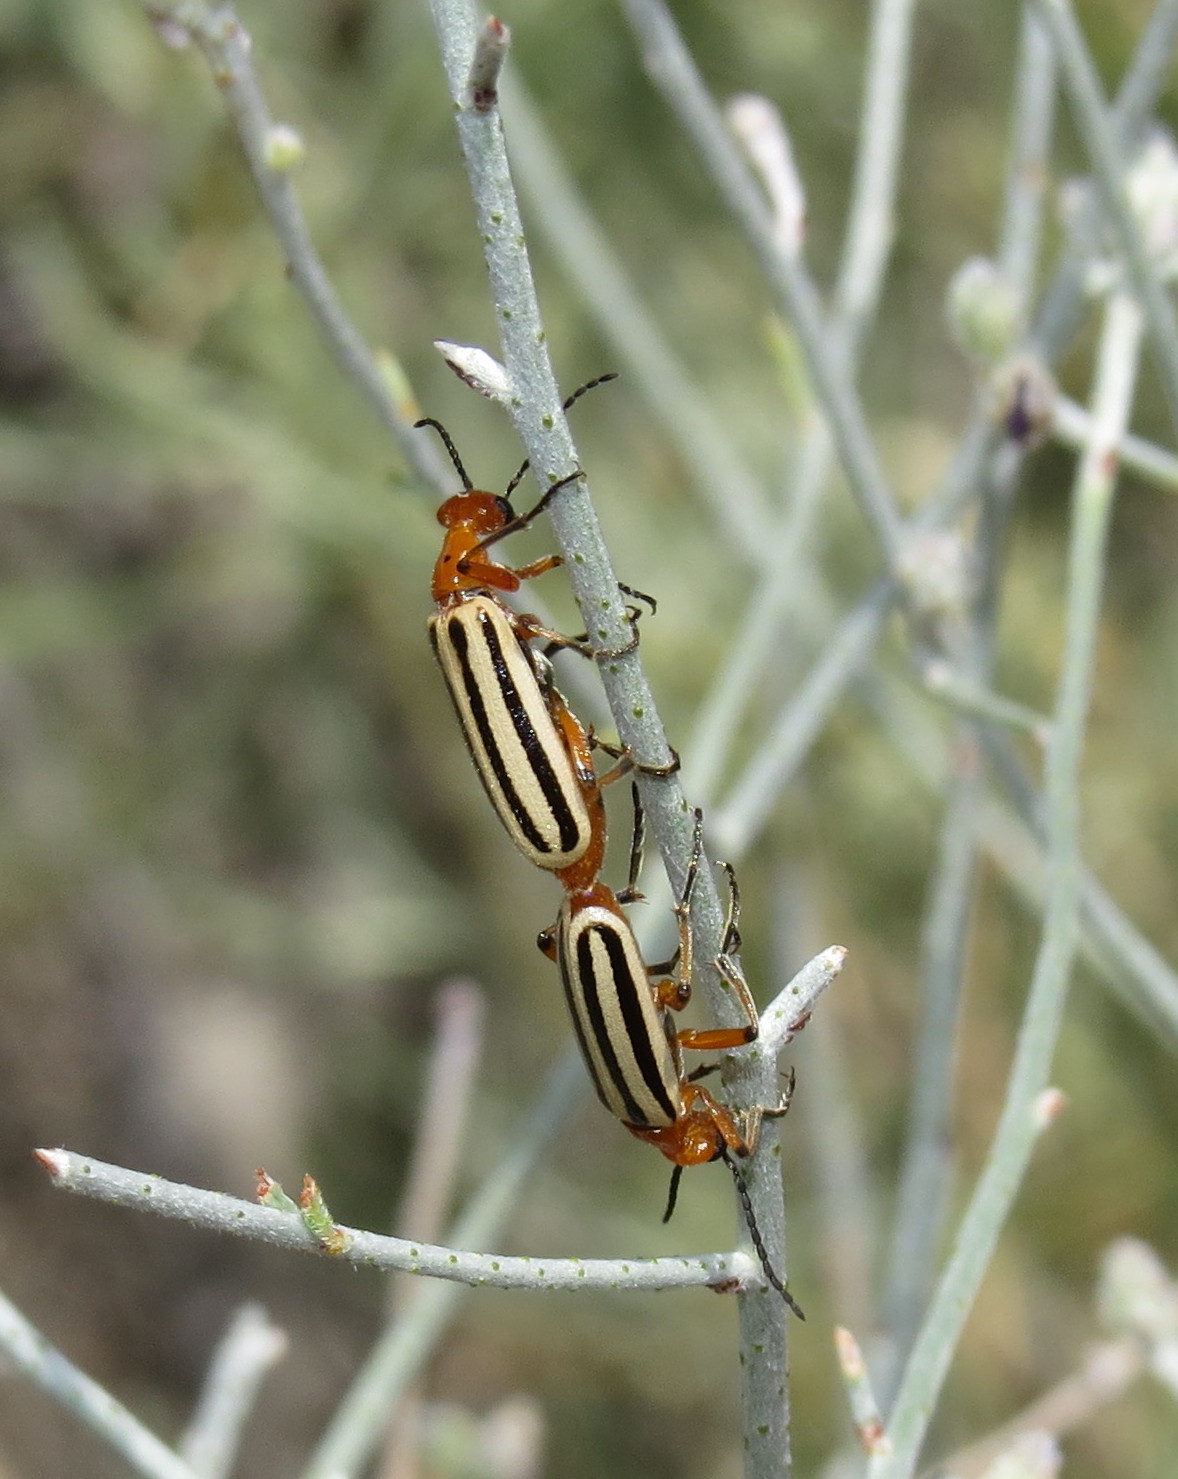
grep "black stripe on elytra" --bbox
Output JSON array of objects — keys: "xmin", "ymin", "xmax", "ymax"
[
  {"xmin": 442, "ymin": 609, "xmax": 579, "ymax": 855},
  {"xmin": 576, "ymin": 922, "xmax": 677, "ymax": 1128},
  {"xmin": 557, "ymin": 927, "xmax": 617, "ymax": 1117}
]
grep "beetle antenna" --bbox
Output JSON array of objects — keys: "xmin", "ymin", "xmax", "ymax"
[
  {"xmin": 721, "ymin": 1149, "xmax": 805, "ymax": 1320},
  {"xmin": 503, "ymin": 372, "xmax": 619, "ymax": 501},
  {"xmin": 661, "ymin": 1164, "xmax": 684, "ymax": 1224},
  {"xmin": 414, "ymin": 418, "xmax": 474, "ymax": 491}
]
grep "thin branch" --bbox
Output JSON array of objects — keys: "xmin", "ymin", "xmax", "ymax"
[
  {"xmin": 618, "ymin": 0, "xmax": 906, "ymax": 567},
  {"xmin": 688, "ymin": 0, "xmax": 917, "ymax": 806},
  {"xmin": 1052, "ymin": 396, "xmax": 1178, "ymax": 491},
  {"xmin": 37, "ymin": 1147, "xmax": 757, "ymax": 1295},
  {"xmin": 498, "ymin": 73, "xmax": 773, "ymax": 564},
  {"xmin": 872, "ymin": 284, "xmax": 1146, "ymax": 1479},
  {"xmin": 0, "ymin": 1283, "xmax": 201, "ymax": 1479},
  {"xmin": 1030, "ymin": 0, "xmax": 1178, "ymax": 435},
  {"xmin": 757, "ymin": 945, "xmax": 849, "ymax": 1058},
  {"xmin": 180, "ymin": 1304, "xmax": 287, "ymax": 1479},
  {"xmin": 879, "ymin": 10, "xmax": 1057, "ymax": 1400},
  {"xmin": 936, "ymin": 1338, "xmax": 1145, "ymax": 1479},
  {"xmin": 138, "ymin": 0, "xmax": 451, "ymax": 492},
  {"xmin": 380, "ymin": 981, "xmax": 486, "ymax": 1479}
]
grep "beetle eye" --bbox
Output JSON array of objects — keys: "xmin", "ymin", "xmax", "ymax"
[{"xmin": 495, "ymin": 496, "xmax": 514, "ymax": 520}]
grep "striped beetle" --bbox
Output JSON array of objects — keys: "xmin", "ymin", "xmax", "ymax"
[
  {"xmin": 540, "ymin": 798, "xmax": 803, "ymax": 1316},
  {"xmin": 417, "ymin": 376, "xmax": 644, "ymax": 872}
]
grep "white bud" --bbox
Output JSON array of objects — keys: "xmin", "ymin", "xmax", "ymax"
[
  {"xmin": 946, "ymin": 256, "xmax": 1023, "ymax": 365},
  {"xmin": 434, "ymin": 342, "xmax": 514, "ymax": 404},
  {"xmin": 264, "ymin": 124, "xmax": 305, "ymax": 173}
]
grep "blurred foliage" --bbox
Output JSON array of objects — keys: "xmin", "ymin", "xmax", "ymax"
[{"xmin": 1, "ymin": 0, "xmax": 1178, "ymax": 1477}]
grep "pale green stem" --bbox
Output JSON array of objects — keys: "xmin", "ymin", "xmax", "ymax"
[
  {"xmin": 498, "ymin": 75, "xmax": 773, "ymax": 563},
  {"xmin": 138, "ymin": 0, "xmax": 452, "ymax": 492},
  {"xmin": 871, "ymin": 285, "xmax": 1145, "ymax": 1479},
  {"xmin": 878, "ymin": 7, "xmax": 1057, "ymax": 1399},
  {"xmin": 1030, "ymin": 0, "xmax": 1178, "ymax": 435},
  {"xmin": 180, "ymin": 1304, "xmax": 286, "ymax": 1479},
  {"xmin": 0, "ymin": 1284, "xmax": 200, "ymax": 1479},
  {"xmin": 618, "ymin": 0, "xmax": 905, "ymax": 564}
]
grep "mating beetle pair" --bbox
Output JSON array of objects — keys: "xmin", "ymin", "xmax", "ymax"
[{"xmin": 416, "ymin": 379, "xmax": 801, "ymax": 1316}]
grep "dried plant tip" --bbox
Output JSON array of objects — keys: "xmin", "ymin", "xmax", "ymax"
[
  {"xmin": 469, "ymin": 17, "xmax": 512, "ymax": 113},
  {"xmin": 33, "ymin": 1148, "xmax": 68, "ymax": 1180},
  {"xmin": 835, "ymin": 1326, "xmax": 889, "ymax": 1454},
  {"xmin": 255, "ymin": 1168, "xmax": 298, "ymax": 1213},
  {"xmin": 1031, "ymin": 1086, "xmax": 1067, "ymax": 1129},
  {"xmin": 264, "ymin": 123, "xmax": 305, "ymax": 172},
  {"xmin": 435, "ymin": 341, "xmax": 514, "ymax": 403}
]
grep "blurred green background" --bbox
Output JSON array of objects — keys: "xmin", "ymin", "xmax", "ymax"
[{"xmin": 2, "ymin": 0, "xmax": 1178, "ymax": 1476}]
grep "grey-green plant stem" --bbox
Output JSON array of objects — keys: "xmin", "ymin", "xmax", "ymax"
[
  {"xmin": 420, "ymin": 32, "xmax": 810, "ymax": 1464},
  {"xmin": 1030, "ymin": 0, "xmax": 1178, "ymax": 437},
  {"xmin": 879, "ymin": 14, "xmax": 1057, "ymax": 1400},
  {"xmin": 687, "ymin": 0, "xmax": 917, "ymax": 806},
  {"xmin": 831, "ymin": 0, "xmax": 917, "ymax": 349},
  {"xmin": 938, "ymin": 1335, "xmax": 1145, "ymax": 1478},
  {"xmin": 757, "ymin": 945, "xmax": 849, "ymax": 1057},
  {"xmin": 1110, "ymin": 0, "xmax": 1178, "ymax": 144},
  {"xmin": 998, "ymin": 9, "xmax": 1057, "ymax": 293},
  {"xmin": 707, "ymin": 0, "xmax": 1178, "ymax": 852},
  {"xmin": 379, "ymin": 981, "xmax": 486, "ymax": 1477},
  {"xmin": 1052, "ymin": 396, "xmax": 1178, "ymax": 491},
  {"xmin": 179, "ymin": 1303, "xmax": 286, "ymax": 1479},
  {"xmin": 618, "ymin": 0, "xmax": 906, "ymax": 566},
  {"xmin": 920, "ymin": 663, "xmax": 1049, "ymax": 740},
  {"xmin": 871, "ymin": 285, "xmax": 1145, "ymax": 1479},
  {"xmin": 425, "ymin": 0, "xmax": 736, "ymax": 1013},
  {"xmin": 138, "ymin": 0, "xmax": 452, "ymax": 494},
  {"xmin": 712, "ymin": 577, "xmax": 895, "ymax": 859},
  {"xmin": 38, "ymin": 1144, "xmax": 757, "ymax": 1295},
  {"xmin": 498, "ymin": 74, "xmax": 773, "ymax": 564},
  {"xmin": 0, "ymin": 1283, "xmax": 202, "ymax": 1479},
  {"xmin": 976, "ymin": 722, "xmax": 1178, "ymax": 1050}
]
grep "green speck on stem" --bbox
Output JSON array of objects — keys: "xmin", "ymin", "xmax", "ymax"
[
  {"xmin": 482, "ymin": 234, "xmax": 492, "ymax": 245},
  {"xmin": 577, "ymin": 1267, "xmax": 586, "ymax": 1278},
  {"xmin": 537, "ymin": 1268, "xmax": 545, "ymax": 1278},
  {"xmin": 409, "ymin": 1247, "xmax": 419, "ymax": 1258},
  {"xmin": 449, "ymin": 1254, "xmax": 458, "ymax": 1264},
  {"xmin": 632, "ymin": 707, "xmax": 645, "ymax": 720},
  {"xmin": 572, "ymin": 552, "xmax": 585, "ymax": 563},
  {"xmin": 490, "ymin": 212, "xmax": 503, "ymax": 225},
  {"xmin": 502, "ymin": 309, "xmax": 513, "ymax": 320},
  {"xmin": 537, "ymin": 330, "xmax": 546, "ymax": 344},
  {"xmin": 542, "ymin": 415, "xmax": 554, "ymax": 428},
  {"xmin": 492, "ymin": 1261, "xmax": 501, "ymax": 1271},
  {"xmin": 621, "ymin": 1264, "xmax": 631, "ymax": 1274},
  {"xmin": 758, "ymin": 1425, "xmax": 770, "ymax": 1437},
  {"xmin": 235, "ymin": 1210, "xmax": 245, "ymax": 1220},
  {"xmin": 515, "ymin": 235, "xmax": 525, "ymax": 247},
  {"xmin": 82, "ymin": 1163, "xmax": 92, "ymax": 1175},
  {"xmin": 753, "ymin": 1343, "xmax": 764, "ymax": 1355},
  {"xmin": 141, "ymin": 1183, "xmax": 153, "ymax": 1195}
]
